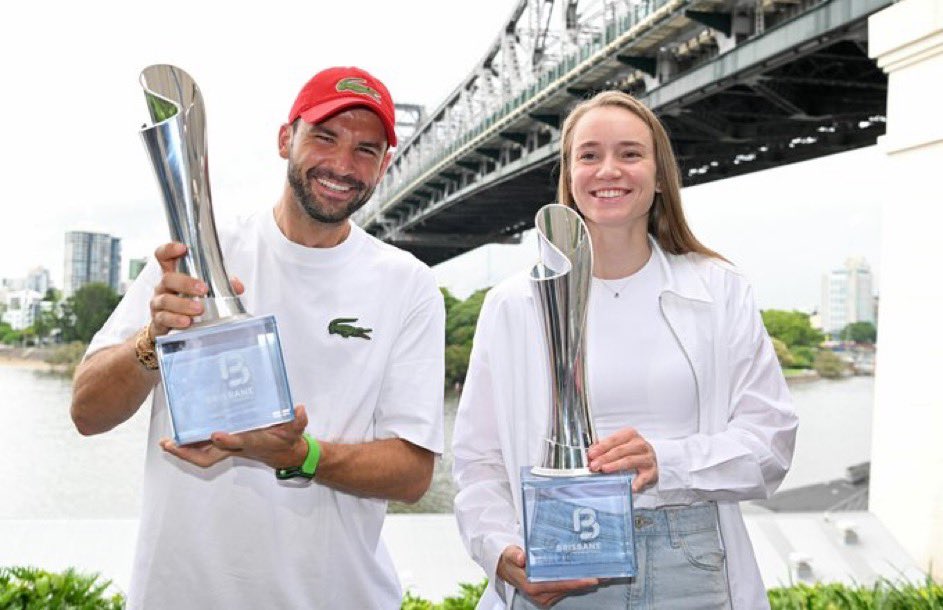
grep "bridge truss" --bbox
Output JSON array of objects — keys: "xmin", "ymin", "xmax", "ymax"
[{"xmin": 354, "ymin": 0, "xmax": 890, "ymax": 265}]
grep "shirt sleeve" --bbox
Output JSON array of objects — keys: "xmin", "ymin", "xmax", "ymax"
[
  {"xmin": 452, "ymin": 293, "xmax": 522, "ymax": 603},
  {"xmin": 85, "ymin": 258, "xmax": 161, "ymax": 359},
  {"xmin": 373, "ymin": 270, "xmax": 446, "ymax": 454},
  {"xmin": 649, "ymin": 277, "xmax": 798, "ymax": 502}
]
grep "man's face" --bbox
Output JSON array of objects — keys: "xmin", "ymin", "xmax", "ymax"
[{"xmin": 279, "ymin": 108, "xmax": 390, "ymax": 224}]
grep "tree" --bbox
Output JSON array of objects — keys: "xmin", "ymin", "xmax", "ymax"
[
  {"xmin": 440, "ymin": 287, "xmax": 459, "ymax": 313},
  {"xmin": 790, "ymin": 346, "xmax": 815, "ymax": 369},
  {"xmin": 44, "ymin": 287, "xmax": 62, "ymax": 303},
  {"xmin": 761, "ymin": 310, "xmax": 824, "ymax": 347},
  {"xmin": 770, "ymin": 338, "xmax": 796, "ymax": 368},
  {"xmin": 442, "ymin": 288, "xmax": 488, "ymax": 388},
  {"xmin": 445, "ymin": 289, "xmax": 487, "ymax": 345},
  {"xmin": 61, "ymin": 283, "xmax": 121, "ymax": 343},
  {"xmin": 0, "ymin": 321, "xmax": 17, "ymax": 345},
  {"xmin": 445, "ymin": 343, "xmax": 473, "ymax": 386},
  {"xmin": 841, "ymin": 321, "xmax": 876, "ymax": 344},
  {"xmin": 30, "ymin": 308, "xmax": 59, "ymax": 343}
]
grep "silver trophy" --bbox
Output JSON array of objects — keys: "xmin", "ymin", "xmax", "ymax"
[
  {"xmin": 530, "ymin": 204, "xmax": 597, "ymax": 476},
  {"xmin": 139, "ymin": 65, "xmax": 294, "ymax": 445},
  {"xmin": 520, "ymin": 204, "xmax": 636, "ymax": 581}
]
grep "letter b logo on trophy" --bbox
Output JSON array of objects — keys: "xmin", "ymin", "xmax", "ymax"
[
  {"xmin": 138, "ymin": 65, "xmax": 294, "ymax": 445},
  {"xmin": 520, "ymin": 204, "xmax": 637, "ymax": 581}
]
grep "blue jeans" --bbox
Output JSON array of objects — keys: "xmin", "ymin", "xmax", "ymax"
[{"xmin": 512, "ymin": 503, "xmax": 731, "ymax": 609}]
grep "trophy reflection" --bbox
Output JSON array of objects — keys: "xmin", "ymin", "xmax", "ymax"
[
  {"xmin": 520, "ymin": 204, "xmax": 636, "ymax": 581},
  {"xmin": 139, "ymin": 65, "xmax": 293, "ymax": 445}
]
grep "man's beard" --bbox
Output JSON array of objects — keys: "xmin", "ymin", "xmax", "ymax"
[{"xmin": 287, "ymin": 160, "xmax": 377, "ymax": 224}]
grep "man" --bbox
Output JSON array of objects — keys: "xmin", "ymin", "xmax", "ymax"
[{"xmin": 71, "ymin": 67, "xmax": 445, "ymax": 609}]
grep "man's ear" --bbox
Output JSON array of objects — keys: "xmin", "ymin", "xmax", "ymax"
[{"xmin": 278, "ymin": 123, "xmax": 292, "ymax": 160}]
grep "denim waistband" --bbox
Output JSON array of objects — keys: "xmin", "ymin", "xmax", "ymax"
[{"xmin": 631, "ymin": 503, "xmax": 719, "ymax": 537}]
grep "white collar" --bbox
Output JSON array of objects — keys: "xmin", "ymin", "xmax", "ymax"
[{"xmin": 649, "ymin": 237, "xmax": 714, "ymax": 304}]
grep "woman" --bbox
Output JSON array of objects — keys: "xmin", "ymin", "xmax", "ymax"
[{"xmin": 452, "ymin": 91, "xmax": 798, "ymax": 609}]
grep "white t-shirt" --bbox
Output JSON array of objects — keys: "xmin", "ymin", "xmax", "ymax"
[
  {"xmin": 87, "ymin": 210, "xmax": 445, "ymax": 610},
  {"xmin": 587, "ymin": 252, "xmax": 698, "ymax": 508}
]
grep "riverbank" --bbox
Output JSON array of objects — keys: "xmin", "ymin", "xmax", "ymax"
[
  {"xmin": 784, "ymin": 368, "xmax": 820, "ymax": 384},
  {"xmin": 0, "ymin": 345, "xmax": 75, "ymax": 375},
  {"xmin": 0, "ymin": 346, "xmax": 60, "ymax": 372},
  {"xmin": 0, "ymin": 356, "xmax": 52, "ymax": 370}
]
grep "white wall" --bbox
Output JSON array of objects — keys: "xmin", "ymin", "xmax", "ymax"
[{"xmin": 868, "ymin": 0, "xmax": 943, "ymax": 579}]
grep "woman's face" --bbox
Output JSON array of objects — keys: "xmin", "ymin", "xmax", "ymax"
[{"xmin": 568, "ymin": 105, "xmax": 659, "ymax": 232}]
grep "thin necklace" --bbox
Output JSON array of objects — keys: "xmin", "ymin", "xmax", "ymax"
[{"xmin": 597, "ymin": 276, "xmax": 633, "ymax": 298}]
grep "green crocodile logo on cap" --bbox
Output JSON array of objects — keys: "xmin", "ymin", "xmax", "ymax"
[
  {"xmin": 336, "ymin": 77, "xmax": 381, "ymax": 102},
  {"xmin": 328, "ymin": 317, "xmax": 372, "ymax": 340}
]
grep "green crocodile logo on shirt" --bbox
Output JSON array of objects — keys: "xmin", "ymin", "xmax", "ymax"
[
  {"xmin": 328, "ymin": 317, "xmax": 372, "ymax": 340},
  {"xmin": 335, "ymin": 77, "xmax": 382, "ymax": 102}
]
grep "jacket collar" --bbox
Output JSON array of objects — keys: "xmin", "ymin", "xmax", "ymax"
[{"xmin": 650, "ymin": 237, "xmax": 714, "ymax": 304}]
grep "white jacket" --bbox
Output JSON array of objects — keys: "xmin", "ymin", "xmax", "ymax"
[{"xmin": 452, "ymin": 241, "xmax": 798, "ymax": 609}]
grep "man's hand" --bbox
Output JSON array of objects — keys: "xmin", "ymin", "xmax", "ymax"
[
  {"xmin": 587, "ymin": 427, "xmax": 658, "ymax": 493},
  {"xmin": 160, "ymin": 405, "xmax": 309, "ymax": 470},
  {"xmin": 150, "ymin": 242, "xmax": 245, "ymax": 338},
  {"xmin": 496, "ymin": 545, "xmax": 598, "ymax": 608}
]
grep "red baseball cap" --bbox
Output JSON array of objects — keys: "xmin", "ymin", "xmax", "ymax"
[{"xmin": 288, "ymin": 66, "xmax": 397, "ymax": 147}]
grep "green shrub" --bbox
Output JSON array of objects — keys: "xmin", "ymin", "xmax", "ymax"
[
  {"xmin": 402, "ymin": 580, "xmax": 487, "ymax": 610},
  {"xmin": 814, "ymin": 350, "xmax": 849, "ymax": 379},
  {"xmin": 0, "ymin": 566, "xmax": 124, "ymax": 609},
  {"xmin": 768, "ymin": 578, "xmax": 942, "ymax": 609},
  {"xmin": 401, "ymin": 578, "xmax": 943, "ymax": 609},
  {"xmin": 791, "ymin": 346, "xmax": 816, "ymax": 369}
]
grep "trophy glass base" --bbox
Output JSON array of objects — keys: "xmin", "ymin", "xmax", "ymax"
[
  {"xmin": 521, "ymin": 467, "xmax": 636, "ymax": 582},
  {"xmin": 156, "ymin": 314, "xmax": 294, "ymax": 446}
]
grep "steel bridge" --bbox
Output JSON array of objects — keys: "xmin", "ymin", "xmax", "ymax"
[{"xmin": 355, "ymin": 0, "xmax": 891, "ymax": 265}]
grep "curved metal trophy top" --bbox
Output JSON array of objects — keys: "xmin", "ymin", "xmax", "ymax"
[
  {"xmin": 138, "ymin": 64, "xmax": 247, "ymax": 325},
  {"xmin": 530, "ymin": 204, "xmax": 596, "ymax": 476}
]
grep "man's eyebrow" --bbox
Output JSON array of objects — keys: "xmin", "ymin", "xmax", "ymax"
[
  {"xmin": 311, "ymin": 125, "xmax": 337, "ymax": 138},
  {"xmin": 357, "ymin": 140, "xmax": 384, "ymax": 153},
  {"xmin": 311, "ymin": 124, "xmax": 384, "ymax": 151}
]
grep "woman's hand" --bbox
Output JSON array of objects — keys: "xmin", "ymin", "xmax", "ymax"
[
  {"xmin": 496, "ymin": 545, "xmax": 598, "ymax": 608},
  {"xmin": 587, "ymin": 427, "xmax": 658, "ymax": 493}
]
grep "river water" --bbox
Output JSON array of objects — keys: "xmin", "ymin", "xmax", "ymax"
[{"xmin": 0, "ymin": 365, "xmax": 872, "ymax": 518}]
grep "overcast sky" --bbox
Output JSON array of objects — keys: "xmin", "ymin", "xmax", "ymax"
[{"xmin": 1, "ymin": 0, "xmax": 885, "ymax": 312}]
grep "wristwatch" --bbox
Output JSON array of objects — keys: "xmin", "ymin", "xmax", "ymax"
[
  {"xmin": 275, "ymin": 433, "xmax": 320, "ymax": 480},
  {"xmin": 134, "ymin": 324, "xmax": 159, "ymax": 370}
]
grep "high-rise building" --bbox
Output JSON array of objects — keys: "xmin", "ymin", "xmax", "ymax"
[
  {"xmin": 63, "ymin": 231, "xmax": 122, "ymax": 296},
  {"xmin": 26, "ymin": 266, "xmax": 52, "ymax": 295},
  {"xmin": 821, "ymin": 257, "xmax": 876, "ymax": 334}
]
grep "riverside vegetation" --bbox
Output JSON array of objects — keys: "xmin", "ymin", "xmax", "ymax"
[
  {"xmin": 1, "ymin": 283, "xmax": 874, "ymax": 384},
  {"xmin": 1, "ymin": 568, "xmax": 940, "ymax": 609},
  {"xmin": 442, "ymin": 288, "xmax": 877, "ymax": 387}
]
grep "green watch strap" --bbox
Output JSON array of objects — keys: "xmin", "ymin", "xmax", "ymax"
[{"xmin": 275, "ymin": 433, "xmax": 320, "ymax": 480}]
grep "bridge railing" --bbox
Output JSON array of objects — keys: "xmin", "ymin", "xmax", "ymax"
[{"xmin": 355, "ymin": 0, "xmax": 679, "ymax": 230}]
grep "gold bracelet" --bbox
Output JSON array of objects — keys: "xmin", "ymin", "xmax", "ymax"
[{"xmin": 134, "ymin": 324, "xmax": 159, "ymax": 371}]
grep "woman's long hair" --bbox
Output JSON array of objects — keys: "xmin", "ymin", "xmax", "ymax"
[{"xmin": 557, "ymin": 91, "xmax": 723, "ymax": 260}]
